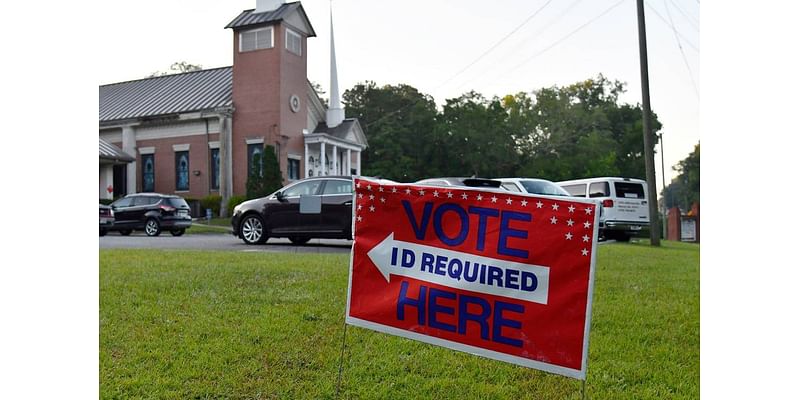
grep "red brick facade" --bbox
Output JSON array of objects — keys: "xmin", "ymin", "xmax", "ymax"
[
  {"xmin": 133, "ymin": 134, "xmax": 220, "ymax": 199},
  {"xmin": 231, "ymin": 23, "xmax": 309, "ymax": 195}
]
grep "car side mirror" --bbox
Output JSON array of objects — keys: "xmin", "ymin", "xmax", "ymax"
[{"xmin": 275, "ymin": 191, "xmax": 287, "ymax": 202}]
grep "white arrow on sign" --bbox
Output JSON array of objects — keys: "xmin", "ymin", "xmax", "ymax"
[{"xmin": 367, "ymin": 233, "xmax": 550, "ymax": 305}]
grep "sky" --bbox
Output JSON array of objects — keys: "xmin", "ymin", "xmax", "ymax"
[{"xmin": 95, "ymin": 0, "xmax": 700, "ymax": 193}]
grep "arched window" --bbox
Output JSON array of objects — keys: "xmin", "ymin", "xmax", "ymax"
[
  {"xmin": 175, "ymin": 151, "xmax": 189, "ymax": 191},
  {"xmin": 142, "ymin": 154, "xmax": 155, "ymax": 192}
]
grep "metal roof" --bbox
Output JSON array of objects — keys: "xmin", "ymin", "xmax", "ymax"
[
  {"xmin": 225, "ymin": 2, "xmax": 315, "ymax": 36},
  {"xmin": 99, "ymin": 67, "xmax": 232, "ymax": 122},
  {"xmin": 99, "ymin": 138, "xmax": 135, "ymax": 163}
]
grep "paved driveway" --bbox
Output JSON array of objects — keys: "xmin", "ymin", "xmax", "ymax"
[{"xmin": 99, "ymin": 232, "xmax": 353, "ymax": 254}]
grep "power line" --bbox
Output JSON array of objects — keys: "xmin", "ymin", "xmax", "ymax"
[
  {"xmin": 451, "ymin": 0, "xmax": 586, "ymax": 93},
  {"xmin": 667, "ymin": 0, "xmax": 699, "ymax": 31},
  {"xmin": 645, "ymin": 1, "xmax": 699, "ymax": 51},
  {"xmin": 368, "ymin": 0, "xmax": 558, "ymax": 128},
  {"xmin": 497, "ymin": 0, "xmax": 628, "ymax": 80},
  {"xmin": 663, "ymin": 0, "xmax": 699, "ymax": 99},
  {"xmin": 434, "ymin": 0, "xmax": 555, "ymax": 91}
]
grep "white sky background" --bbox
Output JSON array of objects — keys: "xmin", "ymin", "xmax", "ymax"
[{"xmin": 96, "ymin": 0, "xmax": 699, "ymax": 192}]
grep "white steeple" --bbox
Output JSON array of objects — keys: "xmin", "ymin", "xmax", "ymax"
[{"xmin": 326, "ymin": 3, "xmax": 345, "ymax": 128}]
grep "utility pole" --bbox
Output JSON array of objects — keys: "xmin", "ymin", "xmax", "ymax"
[
  {"xmin": 660, "ymin": 133, "xmax": 667, "ymax": 239},
  {"xmin": 636, "ymin": 0, "xmax": 660, "ymax": 246}
]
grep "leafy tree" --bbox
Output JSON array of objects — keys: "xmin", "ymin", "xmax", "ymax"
[
  {"xmin": 433, "ymin": 92, "xmax": 520, "ymax": 177},
  {"xmin": 342, "ymin": 75, "xmax": 663, "ymax": 184},
  {"xmin": 516, "ymin": 75, "xmax": 662, "ymax": 181},
  {"xmin": 246, "ymin": 145, "xmax": 283, "ymax": 199},
  {"xmin": 343, "ymin": 81, "xmax": 438, "ymax": 181},
  {"xmin": 663, "ymin": 143, "xmax": 700, "ymax": 210},
  {"xmin": 147, "ymin": 61, "xmax": 203, "ymax": 78}
]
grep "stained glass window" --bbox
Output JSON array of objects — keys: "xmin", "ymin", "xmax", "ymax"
[
  {"xmin": 175, "ymin": 151, "xmax": 189, "ymax": 191},
  {"xmin": 210, "ymin": 148, "xmax": 220, "ymax": 190},
  {"xmin": 142, "ymin": 154, "xmax": 155, "ymax": 192}
]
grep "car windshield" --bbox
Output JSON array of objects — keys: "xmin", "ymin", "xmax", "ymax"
[{"xmin": 519, "ymin": 180, "xmax": 570, "ymax": 196}]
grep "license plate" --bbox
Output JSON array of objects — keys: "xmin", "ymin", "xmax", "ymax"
[
  {"xmin": 178, "ymin": 210, "xmax": 189, "ymax": 217},
  {"xmin": 630, "ymin": 226, "xmax": 642, "ymax": 231},
  {"xmin": 100, "ymin": 218, "xmax": 112, "ymax": 225}
]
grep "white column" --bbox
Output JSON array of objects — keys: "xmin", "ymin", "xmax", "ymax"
[
  {"xmin": 321, "ymin": 141, "xmax": 326, "ymax": 176},
  {"xmin": 122, "ymin": 126, "xmax": 137, "ymax": 194},
  {"xmin": 356, "ymin": 150, "xmax": 361, "ymax": 176},
  {"xmin": 333, "ymin": 145, "xmax": 338, "ymax": 176},
  {"xmin": 347, "ymin": 148, "xmax": 352, "ymax": 176},
  {"xmin": 304, "ymin": 142, "xmax": 309, "ymax": 178}
]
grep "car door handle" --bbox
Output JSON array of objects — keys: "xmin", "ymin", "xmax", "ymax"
[{"xmin": 343, "ymin": 201, "xmax": 353, "ymax": 206}]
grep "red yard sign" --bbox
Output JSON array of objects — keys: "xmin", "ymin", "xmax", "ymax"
[{"xmin": 346, "ymin": 177, "xmax": 599, "ymax": 379}]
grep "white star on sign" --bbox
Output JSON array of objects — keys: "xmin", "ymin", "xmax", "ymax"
[
  {"xmin": 584, "ymin": 207, "xmax": 593, "ymax": 215},
  {"xmin": 583, "ymin": 221, "xmax": 591, "ymax": 229},
  {"xmin": 567, "ymin": 219, "xmax": 574, "ymax": 227},
  {"xmin": 447, "ymin": 192, "xmax": 454, "ymax": 198},
  {"xmin": 491, "ymin": 196, "xmax": 498, "ymax": 203},
  {"xmin": 392, "ymin": 187, "xmax": 398, "ymax": 193},
  {"xmin": 477, "ymin": 194, "xmax": 483, "ymax": 201},
  {"xmin": 552, "ymin": 203, "xmax": 559, "ymax": 211},
  {"xmin": 357, "ymin": 215, "xmax": 363, "ymax": 222},
  {"xmin": 356, "ymin": 182, "xmax": 361, "ymax": 189},
  {"xmin": 506, "ymin": 198, "xmax": 513, "ymax": 205},
  {"xmin": 581, "ymin": 248, "xmax": 589, "ymax": 256},
  {"xmin": 565, "ymin": 232, "xmax": 573, "ymax": 240},
  {"xmin": 379, "ymin": 186, "xmax": 384, "ymax": 192},
  {"xmin": 369, "ymin": 205, "xmax": 376, "ymax": 212},
  {"xmin": 369, "ymin": 194, "xmax": 375, "ymax": 200},
  {"xmin": 582, "ymin": 235, "xmax": 590, "ymax": 242},
  {"xmin": 419, "ymin": 190, "xmax": 426, "ymax": 196},
  {"xmin": 405, "ymin": 188, "xmax": 412, "ymax": 195},
  {"xmin": 550, "ymin": 216, "xmax": 558, "ymax": 224},
  {"xmin": 358, "ymin": 193, "xmax": 364, "ymax": 199},
  {"xmin": 461, "ymin": 193, "xmax": 468, "ymax": 200},
  {"xmin": 568, "ymin": 205, "xmax": 575, "ymax": 213},
  {"xmin": 433, "ymin": 191, "xmax": 440, "ymax": 197},
  {"xmin": 357, "ymin": 204, "xmax": 363, "ymax": 211},
  {"xmin": 521, "ymin": 200, "xmax": 528, "ymax": 207},
  {"xmin": 536, "ymin": 201, "xmax": 544, "ymax": 208},
  {"xmin": 380, "ymin": 197, "xmax": 386, "ymax": 203},
  {"xmin": 367, "ymin": 184, "xmax": 372, "ymax": 191}
]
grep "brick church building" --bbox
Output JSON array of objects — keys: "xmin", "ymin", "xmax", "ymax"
[{"xmin": 99, "ymin": 0, "xmax": 367, "ymax": 212}]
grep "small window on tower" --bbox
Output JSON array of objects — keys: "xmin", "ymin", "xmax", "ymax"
[
  {"xmin": 286, "ymin": 29, "xmax": 302, "ymax": 56},
  {"xmin": 239, "ymin": 27, "xmax": 274, "ymax": 52}
]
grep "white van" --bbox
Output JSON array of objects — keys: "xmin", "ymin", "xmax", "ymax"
[{"xmin": 556, "ymin": 177, "xmax": 650, "ymax": 242}]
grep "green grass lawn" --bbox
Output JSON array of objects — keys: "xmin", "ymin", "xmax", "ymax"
[
  {"xmin": 185, "ymin": 217, "xmax": 232, "ymax": 235},
  {"xmin": 100, "ymin": 241, "xmax": 699, "ymax": 399}
]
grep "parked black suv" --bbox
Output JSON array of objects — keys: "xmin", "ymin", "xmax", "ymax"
[
  {"xmin": 109, "ymin": 193, "xmax": 192, "ymax": 236},
  {"xmin": 232, "ymin": 176, "xmax": 362, "ymax": 245}
]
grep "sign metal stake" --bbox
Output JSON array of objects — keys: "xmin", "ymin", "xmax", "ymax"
[{"xmin": 334, "ymin": 319, "xmax": 349, "ymax": 399}]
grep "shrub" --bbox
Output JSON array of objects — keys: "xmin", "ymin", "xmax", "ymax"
[
  {"xmin": 200, "ymin": 194, "xmax": 222, "ymax": 217},
  {"xmin": 246, "ymin": 144, "xmax": 283, "ymax": 200},
  {"xmin": 99, "ymin": 199, "xmax": 114, "ymax": 205},
  {"xmin": 227, "ymin": 195, "xmax": 248, "ymax": 217}
]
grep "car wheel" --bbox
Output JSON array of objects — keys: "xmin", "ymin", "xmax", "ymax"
[
  {"xmin": 170, "ymin": 229, "xmax": 185, "ymax": 237},
  {"xmin": 240, "ymin": 215, "xmax": 267, "ymax": 244},
  {"xmin": 145, "ymin": 218, "xmax": 161, "ymax": 237},
  {"xmin": 100, "ymin": 229, "xmax": 107, "ymax": 237},
  {"xmin": 289, "ymin": 236, "xmax": 310, "ymax": 245},
  {"xmin": 119, "ymin": 229, "xmax": 132, "ymax": 236}
]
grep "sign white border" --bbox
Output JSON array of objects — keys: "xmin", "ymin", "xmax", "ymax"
[{"xmin": 345, "ymin": 177, "xmax": 600, "ymax": 380}]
